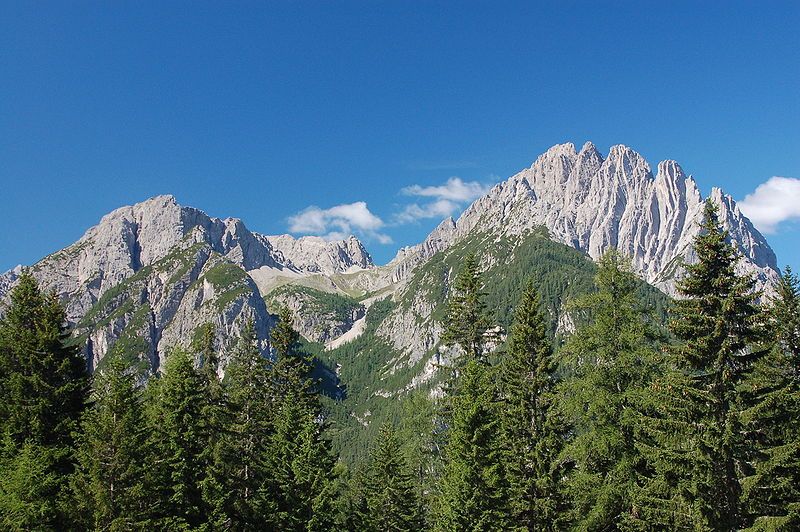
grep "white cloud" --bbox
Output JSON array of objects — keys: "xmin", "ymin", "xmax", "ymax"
[
  {"xmin": 394, "ymin": 199, "xmax": 459, "ymax": 224},
  {"xmin": 738, "ymin": 176, "xmax": 800, "ymax": 234},
  {"xmin": 394, "ymin": 177, "xmax": 491, "ymax": 224},
  {"xmin": 288, "ymin": 201, "xmax": 392, "ymax": 244},
  {"xmin": 401, "ymin": 177, "xmax": 490, "ymax": 202}
]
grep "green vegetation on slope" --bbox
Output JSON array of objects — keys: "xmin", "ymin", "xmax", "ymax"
[{"xmin": 267, "ymin": 284, "xmax": 362, "ymax": 324}]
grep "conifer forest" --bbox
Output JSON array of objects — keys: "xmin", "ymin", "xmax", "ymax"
[{"xmin": 1, "ymin": 201, "xmax": 798, "ymax": 531}]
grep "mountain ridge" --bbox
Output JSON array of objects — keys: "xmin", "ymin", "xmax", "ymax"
[
  {"xmin": 390, "ymin": 142, "xmax": 778, "ymax": 296},
  {"xmin": 0, "ymin": 141, "xmax": 782, "ymax": 376}
]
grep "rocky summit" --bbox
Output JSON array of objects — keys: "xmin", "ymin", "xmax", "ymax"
[
  {"xmin": 0, "ymin": 142, "xmax": 781, "ymax": 378},
  {"xmin": 390, "ymin": 142, "xmax": 778, "ymax": 297}
]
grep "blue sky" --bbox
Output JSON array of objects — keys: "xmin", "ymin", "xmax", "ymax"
[{"xmin": 1, "ymin": 1, "xmax": 798, "ymax": 271}]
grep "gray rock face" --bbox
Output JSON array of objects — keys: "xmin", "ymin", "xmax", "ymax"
[
  {"xmin": 0, "ymin": 142, "xmax": 781, "ymax": 379},
  {"xmin": 265, "ymin": 234, "xmax": 373, "ymax": 275},
  {"xmin": 374, "ymin": 142, "xmax": 781, "ymax": 370},
  {"xmin": 268, "ymin": 288, "xmax": 366, "ymax": 344},
  {"xmin": 0, "ymin": 195, "xmax": 375, "ymax": 374},
  {"xmin": 391, "ymin": 142, "xmax": 779, "ymax": 296}
]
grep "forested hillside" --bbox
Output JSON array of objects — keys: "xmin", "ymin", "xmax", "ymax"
[{"xmin": 1, "ymin": 201, "xmax": 797, "ymax": 530}]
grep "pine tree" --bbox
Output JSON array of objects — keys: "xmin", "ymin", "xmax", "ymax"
[
  {"xmin": 362, "ymin": 423, "xmax": 423, "ymax": 531},
  {"xmin": 741, "ymin": 267, "xmax": 800, "ymax": 529},
  {"xmin": 331, "ymin": 462, "xmax": 370, "ymax": 531},
  {"xmin": 71, "ymin": 356, "xmax": 149, "ymax": 529},
  {"xmin": 397, "ymin": 390, "xmax": 438, "ymax": 521},
  {"xmin": 265, "ymin": 308, "xmax": 337, "ymax": 531},
  {"xmin": 0, "ymin": 437, "xmax": 62, "ymax": 529},
  {"xmin": 497, "ymin": 280, "xmax": 565, "ymax": 530},
  {"xmin": 558, "ymin": 251, "xmax": 663, "ymax": 530},
  {"xmin": 441, "ymin": 253, "xmax": 490, "ymax": 365},
  {"xmin": 145, "ymin": 347, "xmax": 210, "ymax": 528},
  {"xmin": 211, "ymin": 321, "xmax": 276, "ymax": 528},
  {"xmin": 631, "ymin": 200, "xmax": 762, "ymax": 530},
  {"xmin": 435, "ymin": 358, "xmax": 508, "ymax": 531},
  {"xmin": 271, "ymin": 306, "xmax": 316, "ymax": 410},
  {"xmin": 190, "ymin": 323, "xmax": 234, "ymax": 528},
  {"xmin": 0, "ymin": 271, "xmax": 88, "ymax": 528}
]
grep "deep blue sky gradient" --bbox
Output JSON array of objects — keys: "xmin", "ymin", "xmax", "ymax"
[{"xmin": 1, "ymin": 1, "xmax": 798, "ymax": 270}]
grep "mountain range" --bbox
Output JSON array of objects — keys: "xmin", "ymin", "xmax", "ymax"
[{"xmin": 0, "ymin": 142, "xmax": 780, "ymax": 389}]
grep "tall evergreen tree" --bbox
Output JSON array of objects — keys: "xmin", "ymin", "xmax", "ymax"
[
  {"xmin": 441, "ymin": 253, "xmax": 490, "ymax": 365},
  {"xmin": 0, "ymin": 271, "xmax": 88, "ymax": 528},
  {"xmin": 558, "ymin": 251, "xmax": 663, "ymax": 530},
  {"xmin": 190, "ymin": 323, "xmax": 234, "ymax": 528},
  {"xmin": 631, "ymin": 200, "xmax": 762, "ymax": 530},
  {"xmin": 71, "ymin": 356, "xmax": 149, "ymax": 530},
  {"xmin": 435, "ymin": 358, "xmax": 509, "ymax": 531},
  {"xmin": 145, "ymin": 347, "xmax": 210, "ymax": 528},
  {"xmin": 741, "ymin": 266, "xmax": 800, "ymax": 529},
  {"xmin": 498, "ymin": 280, "xmax": 565, "ymax": 530},
  {"xmin": 397, "ymin": 390, "xmax": 438, "ymax": 521},
  {"xmin": 211, "ymin": 321, "xmax": 276, "ymax": 528},
  {"xmin": 266, "ymin": 307, "xmax": 337, "ymax": 531},
  {"xmin": 271, "ymin": 306, "xmax": 316, "ymax": 409},
  {"xmin": 363, "ymin": 423, "xmax": 424, "ymax": 531}
]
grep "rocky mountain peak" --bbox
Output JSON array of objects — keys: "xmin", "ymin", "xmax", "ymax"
[{"xmin": 402, "ymin": 142, "xmax": 780, "ymax": 296}]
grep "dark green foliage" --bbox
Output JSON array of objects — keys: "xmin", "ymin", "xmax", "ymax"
[
  {"xmin": 0, "ymin": 437, "xmax": 62, "ymax": 529},
  {"xmin": 397, "ymin": 390, "xmax": 439, "ymax": 520},
  {"xmin": 0, "ymin": 271, "xmax": 88, "ymax": 528},
  {"xmin": 631, "ymin": 201, "xmax": 762, "ymax": 531},
  {"xmin": 441, "ymin": 252, "xmax": 490, "ymax": 364},
  {"xmin": 435, "ymin": 358, "xmax": 509, "ymax": 531},
  {"xmin": 362, "ymin": 423, "xmax": 424, "ymax": 531},
  {"xmin": 71, "ymin": 356, "xmax": 149, "ymax": 529},
  {"xmin": 0, "ymin": 271, "xmax": 88, "ymax": 448},
  {"xmin": 314, "ymin": 298, "xmax": 415, "ymax": 464},
  {"xmin": 266, "ymin": 399, "xmax": 337, "ymax": 531},
  {"xmin": 321, "ymin": 229, "xmax": 671, "ymax": 473},
  {"xmin": 557, "ymin": 251, "xmax": 663, "ymax": 530},
  {"xmin": 191, "ymin": 322, "xmax": 217, "ymax": 374},
  {"xmin": 741, "ymin": 267, "xmax": 800, "ymax": 529},
  {"xmin": 266, "ymin": 307, "xmax": 338, "ymax": 531},
  {"xmin": 271, "ymin": 306, "xmax": 318, "ymax": 411},
  {"xmin": 209, "ymin": 321, "xmax": 276, "ymax": 528},
  {"xmin": 498, "ymin": 281, "xmax": 565, "ymax": 530},
  {"xmin": 268, "ymin": 284, "xmax": 363, "ymax": 326},
  {"xmin": 145, "ymin": 347, "xmax": 211, "ymax": 527}
]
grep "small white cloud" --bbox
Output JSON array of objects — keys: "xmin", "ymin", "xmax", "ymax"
[
  {"xmin": 288, "ymin": 201, "xmax": 392, "ymax": 244},
  {"xmin": 739, "ymin": 176, "xmax": 800, "ymax": 234},
  {"xmin": 394, "ymin": 177, "xmax": 491, "ymax": 224},
  {"xmin": 401, "ymin": 177, "xmax": 490, "ymax": 202},
  {"xmin": 394, "ymin": 199, "xmax": 460, "ymax": 224}
]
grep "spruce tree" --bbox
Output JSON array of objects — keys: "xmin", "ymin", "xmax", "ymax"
[
  {"xmin": 741, "ymin": 266, "xmax": 800, "ymax": 529},
  {"xmin": 363, "ymin": 423, "xmax": 423, "ymax": 531},
  {"xmin": 498, "ymin": 280, "xmax": 565, "ymax": 530},
  {"xmin": 265, "ymin": 308, "xmax": 337, "ymax": 531},
  {"xmin": 190, "ymin": 323, "xmax": 233, "ymax": 528},
  {"xmin": 271, "ymin": 306, "xmax": 316, "ymax": 409},
  {"xmin": 212, "ymin": 321, "xmax": 276, "ymax": 528},
  {"xmin": 145, "ymin": 347, "xmax": 210, "ymax": 528},
  {"xmin": 397, "ymin": 390, "xmax": 438, "ymax": 520},
  {"xmin": 0, "ymin": 271, "xmax": 88, "ymax": 528},
  {"xmin": 441, "ymin": 253, "xmax": 490, "ymax": 365},
  {"xmin": 71, "ymin": 356, "xmax": 149, "ymax": 529},
  {"xmin": 558, "ymin": 251, "xmax": 662, "ymax": 530},
  {"xmin": 435, "ymin": 358, "xmax": 509, "ymax": 531},
  {"xmin": 631, "ymin": 200, "xmax": 762, "ymax": 530}
]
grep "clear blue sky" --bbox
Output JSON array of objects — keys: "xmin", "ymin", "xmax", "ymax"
[{"xmin": 1, "ymin": 1, "xmax": 798, "ymax": 271}]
